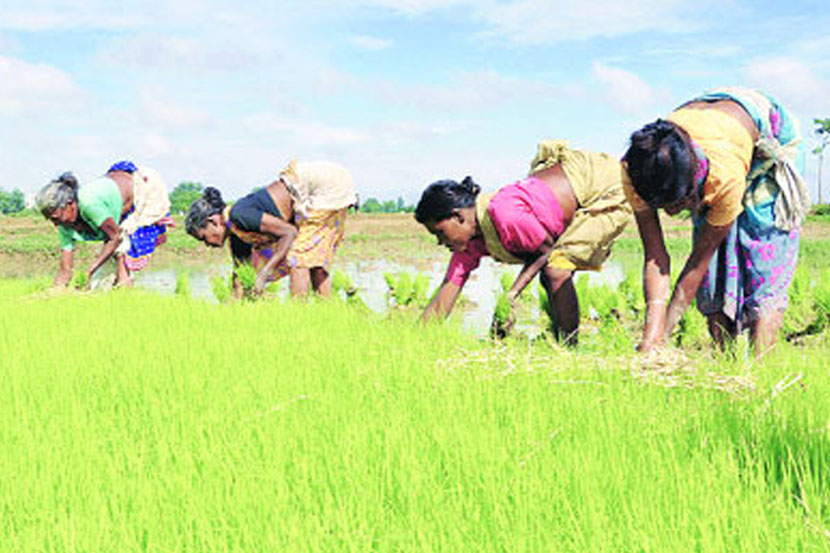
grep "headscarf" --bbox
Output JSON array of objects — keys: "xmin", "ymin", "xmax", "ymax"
[{"xmin": 108, "ymin": 160, "xmax": 139, "ymax": 173}]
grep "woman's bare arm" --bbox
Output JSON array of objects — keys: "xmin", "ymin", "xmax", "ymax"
[
  {"xmin": 85, "ymin": 218, "xmax": 122, "ymax": 281},
  {"xmin": 421, "ymin": 280, "xmax": 463, "ymax": 322},
  {"xmin": 55, "ymin": 249, "xmax": 74, "ymax": 287},
  {"xmin": 633, "ymin": 209, "xmax": 672, "ymax": 351},
  {"xmin": 664, "ymin": 220, "xmax": 731, "ymax": 338},
  {"xmin": 253, "ymin": 213, "xmax": 298, "ymax": 294},
  {"xmin": 506, "ymin": 238, "xmax": 554, "ymax": 303}
]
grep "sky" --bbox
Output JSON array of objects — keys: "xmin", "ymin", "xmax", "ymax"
[{"xmin": 2, "ymin": 0, "xmax": 830, "ymax": 204}]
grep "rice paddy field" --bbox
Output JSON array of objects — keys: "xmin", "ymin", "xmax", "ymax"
[{"xmin": 1, "ymin": 213, "xmax": 830, "ymax": 551}]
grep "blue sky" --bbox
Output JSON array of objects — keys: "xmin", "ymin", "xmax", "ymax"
[{"xmin": 2, "ymin": 0, "xmax": 829, "ymax": 203}]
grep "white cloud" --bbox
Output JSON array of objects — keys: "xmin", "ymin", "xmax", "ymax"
[
  {"xmin": 592, "ymin": 62, "xmax": 659, "ymax": 115},
  {"xmin": 99, "ymin": 34, "xmax": 261, "ymax": 72},
  {"xmin": 375, "ymin": 121, "xmax": 464, "ymax": 144},
  {"xmin": 0, "ymin": 55, "xmax": 86, "ymax": 115},
  {"xmin": 243, "ymin": 113, "xmax": 371, "ymax": 145},
  {"xmin": 744, "ymin": 56, "xmax": 830, "ymax": 114},
  {"xmin": 0, "ymin": 32, "xmax": 18, "ymax": 52},
  {"xmin": 139, "ymin": 88, "xmax": 213, "ymax": 129},
  {"xmin": 347, "ymin": 34, "xmax": 393, "ymax": 51},
  {"xmin": 378, "ymin": 70, "xmax": 579, "ymax": 112}
]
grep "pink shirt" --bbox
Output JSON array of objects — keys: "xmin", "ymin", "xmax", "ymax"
[
  {"xmin": 445, "ymin": 177, "xmax": 565, "ymax": 286},
  {"xmin": 446, "ymin": 237, "xmax": 490, "ymax": 286}
]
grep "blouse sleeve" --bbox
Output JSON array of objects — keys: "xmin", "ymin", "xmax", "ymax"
[
  {"xmin": 229, "ymin": 201, "xmax": 263, "ymax": 233},
  {"xmin": 58, "ymin": 226, "xmax": 76, "ymax": 251},
  {"xmin": 445, "ymin": 238, "xmax": 487, "ymax": 286}
]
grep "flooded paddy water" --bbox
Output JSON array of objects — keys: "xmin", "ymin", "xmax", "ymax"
[{"xmin": 130, "ymin": 258, "xmax": 627, "ymax": 337}]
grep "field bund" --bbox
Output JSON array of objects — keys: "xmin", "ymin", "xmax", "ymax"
[{"xmin": 1, "ymin": 280, "xmax": 829, "ymax": 551}]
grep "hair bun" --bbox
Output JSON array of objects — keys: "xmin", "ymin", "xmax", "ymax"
[
  {"xmin": 203, "ymin": 186, "xmax": 225, "ymax": 209},
  {"xmin": 632, "ymin": 119, "xmax": 679, "ymax": 148},
  {"xmin": 460, "ymin": 176, "xmax": 481, "ymax": 196},
  {"xmin": 56, "ymin": 172, "xmax": 79, "ymax": 190}
]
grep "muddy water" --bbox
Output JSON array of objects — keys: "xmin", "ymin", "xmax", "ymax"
[{"xmin": 130, "ymin": 260, "xmax": 626, "ymax": 337}]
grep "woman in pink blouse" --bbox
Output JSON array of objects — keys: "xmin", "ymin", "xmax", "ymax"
[{"xmin": 415, "ymin": 141, "xmax": 631, "ymax": 343}]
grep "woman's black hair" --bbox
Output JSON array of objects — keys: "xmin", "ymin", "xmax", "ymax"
[
  {"xmin": 624, "ymin": 119, "xmax": 696, "ymax": 207},
  {"xmin": 414, "ymin": 176, "xmax": 481, "ymax": 224},
  {"xmin": 185, "ymin": 187, "xmax": 226, "ymax": 238}
]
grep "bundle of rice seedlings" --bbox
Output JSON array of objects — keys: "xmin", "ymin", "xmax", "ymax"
[
  {"xmin": 210, "ymin": 274, "xmax": 231, "ymax": 303},
  {"xmin": 71, "ymin": 270, "xmax": 88, "ymax": 290},
  {"xmin": 175, "ymin": 271, "xmax": 191, "ymax": 298},
  {"xmin": 234, "ymin": 263, "xmax": 258, "ymax": 296}
]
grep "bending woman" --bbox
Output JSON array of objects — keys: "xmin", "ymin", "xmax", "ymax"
[
  {"xmin": 623, "ymin": 87, "xmax": 809, "ymax": 355},
  {"xmin": 416, "ymin": 140, "xmax": 631, "ymax": 343},
  {"xmin": 185, "ymin": 160, "xmax": 356, "ymax": 297},
  {"xmin": 35, "ymin": 161, "xmax": 173, "ymax": 287}
]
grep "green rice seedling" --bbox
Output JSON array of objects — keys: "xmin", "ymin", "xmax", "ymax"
[
  {"xmin": 412, "ymin": 273, "xmax": 431, "ymax": 308},
  {"xmin": 675, "ymin": 303, "xmax": 708, "ymax": 348},
  {"xmin": 491, "ymin": 290, "xmax": 513, "ymax": 338},
  {"xmin": 210, "ymin": 274, "xmax": 231, "ymax": 303},
  {"xmin": 71, "ymin": 269, "xmax": 88, "ymax": 290},
  {"xmin": 384, "ymin": 271, "xmax": 424, "ymax": 308},
  {"xmin": 345, "ymin": 291, "xmax": 370, "ymax": 310},
  {"xmin": 584, "ymin": 313, "xmax": 634, "ymax": 354},
  {"xmin": 500, "ymin": 271, "xmax": 534, "ymax": 307},
  {"xmin": 618, "ymin": 269, "xmax": 645, "ymax": 316},
  {"xmin": 500, "ymin": 272, "xmax": 513, "ymax": 293},
  {"xmin": 332, "ymin": 269, "xmax": 354, "ymax": 296},
  {"xmin": 234, "ymin": 263, "xmax": 258, "ymax": 296},
  {"xmin": 812, "ymin": 268, "xmax": 830, "ymax": 322},
  {"xmin": 573, "ymin": 272, "xmax": 590, "ymax": 299},
  {"xmin": 579, "ymin": 279, "xmax": 624, "ymax": 322},
  {"xmin": 175, "ymin": 270, "xmax": 191, "ymax": 298},
  {"xmin": 393, "ymin": 272, "xmax": 413, "ymax": 306},
  {"xmin": 783, "ymin": 264, "xmax": 816, "ymax": 335},
  {"xmin": 331, "ymin": 269, "xmax": 370, "ymax": 309},
  {"xmin": 1, "ymin": 277, "xmax": 830, "ymax": 550},
  {"xmin": 791, "ymin": 268, "xmax": 830, "ymax": 338},
  {"xmin": 383, "ymin": 271, "xmax": 396, "ymax": 292}
]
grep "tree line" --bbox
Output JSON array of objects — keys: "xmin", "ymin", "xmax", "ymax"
[
  {"xmin": 0, "ymin": 188, "xmax": 26, "ymax": 215},
  {"xmin": 168, "ymin": 181, "xmax": 415, "ymax": 215}
]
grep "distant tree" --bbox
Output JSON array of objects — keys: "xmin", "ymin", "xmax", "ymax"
[
  {"xmin": 169, "ymin": 181, "xmax": 204, "ymax": 214},
  {"xmin": 357, "ymin": 196, "xmax": 415, "ymax": 214},
  {"xmin": 0, "ymin": 188, "xmax": 25, "ymax": 214},
  {"xmin": 813, "ymin": 118, "xmax": 830, "ymax": 205},
  {"xmin": 359, "ymin": 197, "xmax": 383, "ymax": 213}
]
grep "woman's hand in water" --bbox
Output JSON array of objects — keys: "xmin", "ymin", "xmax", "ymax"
[
  {"xmin": 490, "ymin": 293, "xmax": 516, "ymax": 339},
  {"xmin": 253, "ymin": 271, "xmax": 269, "ymax": 296}
]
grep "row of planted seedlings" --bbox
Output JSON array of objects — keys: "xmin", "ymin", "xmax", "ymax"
[
  {"xmin": 490, "ymin": 263, "xmax": 830, "ymax": 350},
  {"xmin": 196, "ymin": 260, "xmax": 830, "ymax": 348}
]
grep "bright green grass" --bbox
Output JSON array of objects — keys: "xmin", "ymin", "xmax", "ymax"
[{"xmin": 0, "ymin": 281, "xmax": 829, "ymax": 551}]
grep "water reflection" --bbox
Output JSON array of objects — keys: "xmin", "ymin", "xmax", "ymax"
[{"xmin": 132, "ymin": 260, "xmax": 625, "ymax": 337}]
